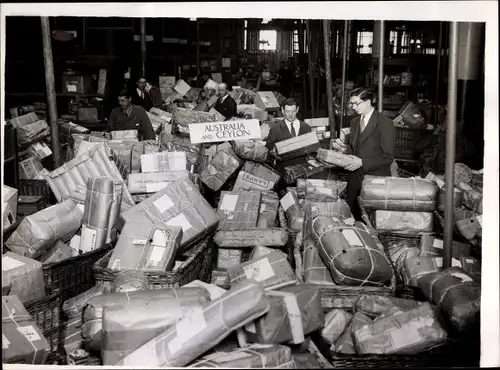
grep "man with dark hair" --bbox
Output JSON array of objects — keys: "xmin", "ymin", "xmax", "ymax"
[
  {"xmin": 214, "ymin": 83, "xmax": 237, "ymax": 121},
  {"xmin": 343, "ymin": 87, "xmax": 396, "ymax": 219},
  {"xmin": 105, "ymin": 89, "xmax": 156, "ymax": 140},
  {"xmin": 131, "ymin": 77, "xmax": 153, "ymax": 111}
]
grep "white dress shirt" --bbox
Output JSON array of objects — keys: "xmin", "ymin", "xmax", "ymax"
[
  {"xmin": 220, "ymin": 94, "xmax": 229, "ymax": 104},
  {"xmin": 360, "ymin": 107, "xmax": 375, "ymax": 132},
  {"xmin": 285, "ymin": 119, "xmax": 301, "ymax": 137},
  {"xmin": 137, "ymin": 88, "xmax": 144, "ymax": 99}
]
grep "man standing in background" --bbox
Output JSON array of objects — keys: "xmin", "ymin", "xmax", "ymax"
[
  {"xmin": 131, "ymin": 77, "xmax": 153, "ymax": 111},
  {"xmin": 145, "ymin": 81, "xmax": 163, "ymax": 109},
  {"xmin": 214, "ymin": 83, "xmax": 237, "ymax": 120}
]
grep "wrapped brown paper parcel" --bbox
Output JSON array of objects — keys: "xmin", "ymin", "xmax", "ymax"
[
  {"xmin": 216, "ymin": 191, "xmax": 261, "ymax": 231},
  {"xmin": 419, "ymin": 234, "xmax": 472, "ymax": 259},
  {"xmin": 119, "ymin": 178, "xmax": 219, "ymax": 252},
  {"xmin": 316, "ymin": 148, "xmax": 352, "ymax": 168},
  {"xmin": 257, "ymin": 191, "xmax": 280, "ymax": 228},
  {"xmin": 321, "ymin": 309, "xmax": 353, "ymax": 346},
  {"xmin": 245, "ymin": 284, "xmax": 324, "ymax": 345},
  {"xmin": 297, "ymin": 179, "xmax": 347, "ymax": 200},
  {"xmin": 45, "ymin": 144, "xmax": 135, "ymax": 212},
  {"xmin": 360, "ymin": 176, "xmax": 438, "ymax": 212},
  {"xmin": 15, "ymin": 120, "xmax": 50, "ymax": 146},
  {"xmin": 2, "ymin": 252, "xmax": 46, "ymax": 303},
  {"xmin": 303, "ymin": 201, "xmax": 354, "ymax": 243},
  {"xmin": 456, "ymin": 181, "xmax": 483, "ymax": 214},
  {"xmin": 217, "ymin": 249, "xmax": 243, "ymax": 270},
  {"xmin": 243, "ymin": 161, "xmax": 281, "ymax": 184},
  {"xmin": 110, "ymin": 129, "xmax": 138, "ymax": 141},
  {"xmin": 63, "ymin": 316, "xmax": 84, "ymax": 357},
  {"xmin": 9, "ymin": 112, "xmax": 38, "ymax": 128},
  {"xmin": 227, "ymin": 250, "xmax": 297, "ymax": 290},
  {"xmin": 39, "ymin": 240, "xmax": 73, "ymax": 264},
  {"xmin": 385, "ymin": 240, "xmax": 420, "ymax": 281},
  {"xmin": 127, "ymin": 170, "xmax": 191, "ymax": 194},
  {"xmin": 2, "ymin": 295, "xmax": 49, "ymax": 364},
  {"xmin": 280, "ymin": 191, "xmax": 304, "ymax": 232},
  {"xmin": 189, "ymin": 344, "xmax": 296, "ymax": 368},
  {"xmin": 79, "ymin": 177, "xmax": 115, "ymax": 254},
  {"xmin": 353, "ymin": 295, "xmax": 423, "ymax": 319},
  {"xmin": 334, "ymin": 312, "xmax": 373, "ymax": 354},
  {"xmin": 283, "ymin": 160, "xmax": 329, "ymax": 185},
  {"xmin": 81, "ymin": 287, "xmax": 210, "ymax": 352},
  {"xmin": 302, "ymin": 240, "xmax": 336, "ymax": 286},
  {"xmin": 201, "ymin": 149, "xmax": 243, "ymax": 192},
  {"xmin": 6, "ymin": 199, "xmax": 83, "ymax": 259},
  {"xmin": 101, "ymin": 297, "xmax": 210, "ymax": 365},
  {"xmin": 437, "ymin": 187, "xmax": 463, "ymax": 213},
  {"xmin": 115, "ymin": 279, "xmax": 270, "ymax": 368},
  {"xmin": 455, "ymin": 209, "xmax": 481, "ymax": 241},
  {"xmin": 249, "ymin": 246, "xmax": 287, "ymax": 261},
  {"xmin": 214, "ymin": 228, "xmax": 289, "ymax": 248},
  {"xmin": 107, "ymin": 220, "xmax": 182, "ymax": 272},
  {"xmin": 112, "ymin": 270, "xmax": 149, "ymax": 293},
  {"xmin": 372, "ymin": 210, "xmax": 434, "ymax": 236},
  {"xmin": 353, "ymin": 302, "xmax": 447, "ymax": 355},
  {"xmin": 18, "ymin": 156, "xmax": 44, "ymax": 180},
  {"xmin": 310, "ymin": 216, "xmax": 393, "ymax": 286},
  {"xmin": 141, "ymin": 151, "xmax": 188, "ymax": 173},
  {"xmin": 416, "ymin": 267, "xmax": 480, "ymax": 333},
  {"xmin": 28, "ymin": 141, "xmax": 53, "ymax": 160},
  {"xmin": 275, "ymin": 132, "xmax": 320, "ymax": 160},
  {"xmin": 232, "ymin": 171, "xmax": 276, "ymax": 192},
  {"xmin": 232, "ymin": 140, "xmax": 269, "ymax": 162}
]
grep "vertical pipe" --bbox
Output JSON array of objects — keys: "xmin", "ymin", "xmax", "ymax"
[
  {"xmin": 377, "ymin": 21, "xmax": 385, "ymax": 113},
  {"xmin": 323, "ymin": 20, "xmax": 336, "ymax": 138},
  {"xmin": 298, "ymin": 20, "xmax": 308, "ymax": 116},
  {"xmin": 41, "ymin": 17, "xmax": 62, "ymax": 168},
  {"xmin": 443, "ymin": 22, "xmax": 459, "ymax": 270},
  {"xmin": 434, "ymin": 22, "xmax": 443, "ymax": 125},
  {"xmin": 196, "ymin": 20, "xmax": 200, "ymax": 88},
  {"xmin": 340, "ymin": 20, "xmax": 349, "ymax": 128},
  {"xmin": 140, "ymin": 18, "xmax": 146, "ymax": 77},
  {"xmin": 306, "ymin": 20, "xmax": 316, "ymax": 117},
  {"xmin": 82, "ymin": 18, "xmax": 87, "ymax": 54}
]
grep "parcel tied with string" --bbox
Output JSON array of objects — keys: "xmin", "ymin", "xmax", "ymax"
[
  {"xmin": 6, "ymin": 199, "xmax": 83, "ymax": 260},
  {"xmin": 372, "ymin": 210, "xmax": 434, "ymax": 235},
  {"xmin": 2, "ymin": 252, "xmax": 46, "ymax": 304},
  {"xmin": 216, "ymin": 191, "xmax": 261, "ymax": 231},
  {"xmin": 302, "ymin": 240, "xmax": 336, "ymax": 286},
  {"xmin": 297, "ymin": 179, "xmax": 348, "ymax": 200},
  {"xmin": 311, "ymin": 216, "xmax": 394, "ymax": 286},
  {"xmin": 127, "ymin": 171, "xmax": 192, "ymax": 195},
  {"xmin": 119, "ymin": 177, "xmax": 219, "ymax": 252},
  {"xmin": 280, "ymin": 191, "xmax": 304, "ymax": 232},
  {"xmin": 245, "ymin": 284, "xmax": 325, "ymax": 345},
  {"xmin": 189, "ymin": 344, "xmax": 296, "ymax": 368},
  {"xmin": 256, "ymin": 191, "xmax": 280, "ymax": 228},
  {"xmin": 232, "ymin": 140, "xmax": 269, "ymax": 162},
  {"xmin": 214, "ymin": 229, "xmax": 289, "ymax": 248},
  {"xmin": 360, "ymin": 176, "xmax": 439, "ymax": 212},
  {"xmin": 81, "ymin": 287, "xmax": 210, "ymax": 353},
  {"xmin": 334, "ymin": 312, "xmax": 373, "ymax": 354},
  {"xmin": 2, "ymin": 295, "xmax": 50, "ymax": 364},
  {"xmin": 200, "ymin": 149, "xmax": 243, "ymax": 192},
  {"xmin": 115, "ymin": 279, "xmax": 270, "ymax": 368},
  {"xmin": 232, "ymin": 171, "xmax": 276, "ymax": 192},
  {"xmin": 107, "ymin": 220, "xmax": 182, "ymax": 272},
  {"xmin": 45, "ymin": 143, "xmax": 135, "ymax": 213},
  {"xmin": 101, "ymin": 296, "xmax": 211, "ymax": 365},
  {"xmin": 283, "ymin": 161, "xmax": 330, "ymax": 185}
]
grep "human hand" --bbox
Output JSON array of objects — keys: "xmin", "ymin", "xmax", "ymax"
[{"xmin": 344, "ymin": 155, "xmax": 363, "ymax": 171}]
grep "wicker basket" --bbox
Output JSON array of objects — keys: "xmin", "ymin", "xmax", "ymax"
[
  {"xmin": 42, "ymin": 243, "xmax": 114, "ymax": 298},
  {"xmin": 395, "ymin": 126, "xmax": 431, "ymax": 160},
  {"xmin": 93, "ymin": 236, "xmax": 216, "ymax": 288},
  {"xmin": 24, "ymin": 295, "xmax": 64, "ymax": 364},
  {"xmin": 18, "ymin": 178, "xmax": 56, "ymax": 205}
]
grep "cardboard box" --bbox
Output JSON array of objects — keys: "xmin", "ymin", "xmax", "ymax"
[
  {"xmin": 2, "ymin": 252, "xmax": 45, "ymax": 304},
  {"xmin": 173, "ymin": 79, "xmax": 191, "ymax": 97},
  {"xmin": 275, "ymin": 132, "xmax": 320, "ymax": 160},
  {"xmin": 254, "ymin": 91, "xmax": 280, "ymax": 111},
  {"xmin": 3, "ymin": 185, "xmax": 18, "ymax": 222},
  {"xmin": 140, "ymin": 152, "xmax": 187, "ymax": 173},
  {"xmin": 2, "ymin": 295, "xmax": 49, "ymax": 364}
]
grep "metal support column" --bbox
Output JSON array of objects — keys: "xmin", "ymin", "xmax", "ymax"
[
  {"xmin": 443, "ymin": 22, "xmax": 459, "ymax": 269},
  {"xmin": 340, "ymin": 20, "xmax": 349, "ymax": 128},
  {"xmin": 196, "ymin": 19, "xmax": 200, "ymax": 88},
  {"xmin": 306, "ymin": 20, "xmax": 316, "ymax": 117},
  {"xmin": 140, "ymin": 18, "xmax": 147, "ymax": 77},
  {"xmin": 41, "ymin": 17, "xmax": 62, "ymax": 168},
  {"xmin": 434, "ymin": 22, "xmax": 443, "ymax": 125},
  {"xmin": 298, "ymin": 20, "xmax": 308, "ymax": 116},
  {"xmin": 377, "ymin": 20, "xmax": 385, "ymax": 113},
  {"xmin": 323, "ymin": 20, "xmax": 335, "ymax": 139}
]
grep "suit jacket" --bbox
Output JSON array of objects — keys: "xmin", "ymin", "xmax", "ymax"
[
  {"xmin": 131, "ymin": 89, "xmax": 153, "ymax": 112},
  {"xmin": 214, "ymin": 95, "xmax": 237, "ymax": 120},
  {"xmin": 345, "ymin": 109, "xmax": 395, "ymax": 176},
  {"xmin": 149, "ymin": 87, "xmax": 163, "ymax": 108},
  {"xmin": 266, "ymin": 120, "xmax": 312, "ymax": 170}
]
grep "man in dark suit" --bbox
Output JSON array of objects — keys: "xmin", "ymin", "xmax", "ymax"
[
  {"xmin": 343, "ymin": 88, "xmax": 396, "ymax": 220},
  {"xmin": 214, "ymin": 83, "xmax": 237, "ymax": 121},
  {"xmin": 131, "ymin": 77, "xmax": 153, "ymax": 111},
  {"xmin": 266, "ymin": 98, "xmax": 312, "ymax": 190}
]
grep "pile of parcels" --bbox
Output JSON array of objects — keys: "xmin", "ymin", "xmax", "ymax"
[{"xmin": 2, "ymin": 95, "xmax": 481, "ymax": 367}]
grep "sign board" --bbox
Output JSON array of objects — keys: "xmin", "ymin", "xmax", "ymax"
[{"xmin": 189, "ymin": 119, "xmax": 262, "ymax": 144}]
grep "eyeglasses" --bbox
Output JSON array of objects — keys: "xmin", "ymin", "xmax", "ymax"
[{"xmin": 348, "ymin": 100, "xmax": 364, "ymax": 107}]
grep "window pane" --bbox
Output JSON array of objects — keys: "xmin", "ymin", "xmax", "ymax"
[{"xmin": 259, "ymin": 30, "xmax": 277, "ymax": 51}]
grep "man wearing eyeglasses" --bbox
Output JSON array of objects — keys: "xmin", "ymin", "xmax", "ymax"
[{"xmin": 343, "ymin": 87, "xmax": 396, "ymax": 219}]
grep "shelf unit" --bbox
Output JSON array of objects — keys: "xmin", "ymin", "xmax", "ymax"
[{"xmin": 3, "ymin": 123, "xmax": 19, "ymax": 190}]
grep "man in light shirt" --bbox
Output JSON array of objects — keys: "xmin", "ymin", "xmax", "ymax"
[
  {"xmin": 343, "ymin": 87, "xmax": 396, "ymax": 219},
  {"xmin": 214, "ymin": 83, "xmax": 237, "ymax": 120}
]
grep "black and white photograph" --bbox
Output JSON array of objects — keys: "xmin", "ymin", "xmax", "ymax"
[{"xmin": 1, "ymin": 2, "xmax": 498, "ymax": 368}]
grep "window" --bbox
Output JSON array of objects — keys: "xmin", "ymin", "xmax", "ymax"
[
  {"xmin": 423, "ymin": 48, "xmax": 436, "ymax": 55},
  {"xmin": 259, "ymin": 30, "xmax": 277, "ymax": 51},
  {"xmin": 244, "ymin": 20, "xmax": 247, "ymax": 50},
  {"xmin": 390, "ymin": 30, "xmax": 398, "ymax": 54},
  {"xmin": 400, "ymin": 31, "xmax": 410, "ymax": 54},
  {"xmin": 293, "ymin": 29, "xmax": 299, "ymax": 54},
  {"xmin": 357, "ymin": 31, "xmax": 373, "ymax": 54}
]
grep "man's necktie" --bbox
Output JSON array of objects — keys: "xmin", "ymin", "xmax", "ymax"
[
  {"xmin": 360, "ymin": 115, "xmax": 366, "ymax": 132},
  {"xmin": 141, "ymin": 92, "xmax": 144, "ymax": 99},
  {"xmin": 290, "ymin": 123, "xmax": 297, "ymax": 137}
]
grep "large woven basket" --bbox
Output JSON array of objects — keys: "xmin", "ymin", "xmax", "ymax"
[{"xmin": 93, "ymin": 236, "xmax": 216, "ymax": 288}]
